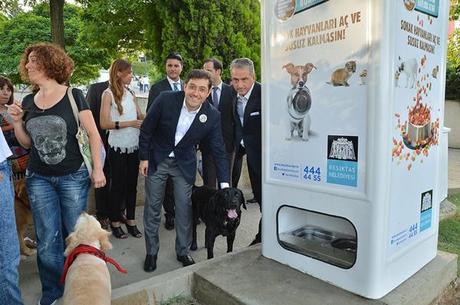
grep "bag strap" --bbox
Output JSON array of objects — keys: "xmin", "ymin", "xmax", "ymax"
[{"xmin": 67, "ymin": 87, "xmax": 80, "ymax": 126}]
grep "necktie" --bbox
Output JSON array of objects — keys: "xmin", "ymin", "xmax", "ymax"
[
  {"xmin": 237, "ymin": 96, "xmax": 246, "ymax": 126},
  {"xmin": 173, "ymin": 82, "xmax": 179, "ymax": 91},
  {"xmin": 212, "ymin": 87, "xmax": 219, "ymax": 107}
]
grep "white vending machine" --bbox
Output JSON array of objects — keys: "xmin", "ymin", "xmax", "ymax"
[{"xmin": 261, "ymin": 0, "xmax": 449, "ymax": 299}]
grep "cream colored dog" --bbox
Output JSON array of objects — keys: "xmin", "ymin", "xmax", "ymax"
[{"xmin": 62, "ymin": 213, "xmax": 113, "ymax": 305}]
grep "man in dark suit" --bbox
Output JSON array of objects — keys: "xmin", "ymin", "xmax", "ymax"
[
  {"xmin": 139, "ymin": 69, "xmax": 230, "ymax": 272},
  {"xmin": 146, "ymin": 52, "xmax": 184, "ymax": 230},
  {"xmin": 86, "ymin": 80, "xmax": 110, "ymax": 229},
  {"xmin": 147, "ymin": 52, "xmax": 184, "ymax": 111},
  {"xmin": 231, "ymin": 58, "xmax": 262, "ymax": 246},
  {"xmin": 201, "ymin": 58, "xmax": 235, "ymax": 189}
]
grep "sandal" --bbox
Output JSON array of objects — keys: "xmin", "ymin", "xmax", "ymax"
[
  {"xmin": 110, "ymin": 225, "xmax": 128, "ymax": 239},
  {"xmin": 126, "ymin": 224, "xmax": 143, "ymax": 238}
]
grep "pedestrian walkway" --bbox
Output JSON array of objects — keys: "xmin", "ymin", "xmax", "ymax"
[
  {"xmin": 19, "ymin": 158, "xmax": 259, "ymax": 305},
  {"xmin": 18, "ymin": 149, "xmax": 460, "ymax": 304},
  {"xmin": 448, "ymin": 148, "xmax": 460, "ymax": 191}
]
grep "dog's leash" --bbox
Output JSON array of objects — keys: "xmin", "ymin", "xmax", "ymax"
[{"xmin": 60, "ymin": 244, "xmax": 127, "ymax": 284}]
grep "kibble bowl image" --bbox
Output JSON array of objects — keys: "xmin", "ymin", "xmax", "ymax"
[{"xmin": 405, "ymin": 102, "xmax": 431, "ymax": 148}]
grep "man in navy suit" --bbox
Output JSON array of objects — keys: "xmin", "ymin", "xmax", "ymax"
[
  {"xmin": 231, "ymin": 58, "xmax": 262, "ymax": 246},
  {"xmin": 146, "ymin": 52, "xmax": 185, "ymax": 231},
  {"xmin": 201, "ymin": 58, "xmax": 235, "ymax": 189},
  {"xmin": 139, "ymin": 69, "xmax": 230, "ymax": 272}
]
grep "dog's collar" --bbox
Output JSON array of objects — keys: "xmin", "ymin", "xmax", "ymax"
[{"xmin": 60, "ymin": 244, "xmax": 127, "ymax": 284}]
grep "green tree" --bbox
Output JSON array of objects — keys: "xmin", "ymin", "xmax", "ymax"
[
  {"xmin": 79, "ymin": 0, "xmax": 147, "ymax": 57},
  {"xmin": 0, "ymin": 3, "xmax": 110, "ymax": 85},
  {"xmin": 447, "ymin": 1, "xmax": 460, "ymax": 99},
  {"xmin": 144, "ymin": 0, "xmax": 261, "ymax": 80},
  {"xmin": 1, "ymin": 0, "xmax": 66, "ymax": 47},
  {"xmin": 80, "ymin": 0, "xmax": 261, "ymax": 80}
]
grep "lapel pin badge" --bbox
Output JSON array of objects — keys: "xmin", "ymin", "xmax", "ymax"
[{"xmin": 199, "ymin": 114, "xmax": 207, "ymax": 123}]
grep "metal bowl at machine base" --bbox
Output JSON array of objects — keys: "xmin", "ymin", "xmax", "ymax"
[
  {"xmin": 279, "ymin": 225, "xmax": 357, "ymax": 268},
  {"xmin": 405, "ymin": 121, "xmax": 431, "ymax": 149}
]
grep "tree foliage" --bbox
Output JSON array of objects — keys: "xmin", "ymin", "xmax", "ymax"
[
  {"xmin": 447, "ymin": 2, "xmax": 460, "ymax": 100},
  {"xmin": 81, "ymin": 0, "xmax": 261, "ymax": 81},
  {"xmin": 0, "ymin": 3, "xmax": 110, "ymax": 85},
  {"xmin": 79, "ymin": 0, "xmax": 147, "ymax": 58},
  {"xmin": 144, "ymin": 0, "xmax": 261, "ymax": 80}
]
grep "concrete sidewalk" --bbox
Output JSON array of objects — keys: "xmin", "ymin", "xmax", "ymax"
[
  {"xmin": 19, "ymin": 160, "xmax": 260, "ymax": 305},
  {"xmin": 18, "ymin": 148, "xmax": 460, "ymax": 304}
]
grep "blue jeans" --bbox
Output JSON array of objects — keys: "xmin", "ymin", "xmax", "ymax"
[
  {"xmin": 0, "ymin": 160, "xmax": 23, "ymax": 305},
  {"xmin": 26, "ymin": 165, "xmax": 90, "ymax": 305}
]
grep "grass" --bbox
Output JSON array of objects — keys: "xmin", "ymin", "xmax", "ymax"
[
  {"xmin": 438, "ymin": 193, "xmax": 460, "ymax": 276},
  {"xmin": 159, "ymin": 295, "xmax": 200, "ymax": 305}
]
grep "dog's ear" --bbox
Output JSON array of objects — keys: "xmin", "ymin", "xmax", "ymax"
[
  {"xmin": 282, "ymin": 63, "xmax": 295, "ymax": 74},
  {"xmin": 239, "ymin": 190, "xmax": 247, "ymax": 210},
  {"xmin": 64, "ymin": 232, "xmax": 79, "ymax": 257},
  {"xmin": 99, "ymin": 230, "xmax": 112, "ymax": 252},
  {"xmin": 304, "ymin": 63, "xmax": 316, "ymax": 74}
]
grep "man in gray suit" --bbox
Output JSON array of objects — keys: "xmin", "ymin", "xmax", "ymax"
[
  {"xmin": 146, "ymin": 52, "xmax": 184, "ymax": 230},
  {"xmin": 201, "ymin": 58, "xmax": 235, "ymax": 189}
]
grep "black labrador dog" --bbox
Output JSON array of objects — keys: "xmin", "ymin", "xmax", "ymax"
[{"xmin": 190, "ymin": 186, "xmax": 246, "ymax": 259}]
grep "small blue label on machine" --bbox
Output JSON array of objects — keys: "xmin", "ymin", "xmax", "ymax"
[
  {"xmin": 415, "ymin": 0, "xmax": 439, "ymax": 18},
  {"xmin": 327, "ymin": 160, "xmax": 357, "ymax": 187}
]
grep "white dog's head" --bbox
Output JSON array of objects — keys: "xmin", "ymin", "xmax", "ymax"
[
  {"xmin": 283, "ymin": 63, "xmax": 316, "ymax": 87},
  {"xmin": 64, "ymin": 213, "xmax": 112, "ymax": 256}
]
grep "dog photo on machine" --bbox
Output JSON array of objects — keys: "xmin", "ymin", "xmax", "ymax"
[{"xmin": 190, "ymin": 186, "xmax": 246, "ymax": 259}]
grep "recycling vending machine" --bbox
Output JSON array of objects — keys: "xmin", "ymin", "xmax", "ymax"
[{"xmin": 261, "ymin": 0, "xmax": 449, "ymax": 299}]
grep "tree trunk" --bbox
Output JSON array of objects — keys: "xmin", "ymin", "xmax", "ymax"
[{"xmin": 49, "ymin": 0, "xmax": 65, "ymax": 48}]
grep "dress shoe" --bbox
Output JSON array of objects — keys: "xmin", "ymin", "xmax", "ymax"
[
  {"xmin": 247, "ymin": 197, "xmax": 258, "ymax": 204},
  {"xmin": 176, "ymin": 254, "xmax": 195, "ymax": 266},
  {"xmin": 164, "ymin": 217, "xmax": 175, "ymax": 230},
  {"xmin": 144, "ymin": 254, "xmax": 157, "ymax": 272}
]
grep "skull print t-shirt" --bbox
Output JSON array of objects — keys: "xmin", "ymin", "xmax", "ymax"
[{"xmin": 22, "ymin": 88, "xmax": 89, "ymax": 176}]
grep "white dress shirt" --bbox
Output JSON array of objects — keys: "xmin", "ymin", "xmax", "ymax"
[
  {"xmin": 236, "ymin": 83, "xmax": 255, "ymax": 146},
  {"xmin": 169, "ymin": 99, "xmax": 201, "ymax": 157},
  {"xmin": 169, "ymin": 99, "xmax": 229, "ymax": 188},
  {"xmin": 167, "ymin": 76, "xmax": 182, "ymax": 91}
]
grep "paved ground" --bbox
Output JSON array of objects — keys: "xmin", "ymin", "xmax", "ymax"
[
  {"xmin": 449, "ymin": 148, "xmax": 460, "ymax": 191},
  {"xmin": 17, "ymin": 141, "xmax": 460, "ymax": 305},
  {"xmin": 19, "ymin": 157, "xmax": 259, "ymax": 305}
]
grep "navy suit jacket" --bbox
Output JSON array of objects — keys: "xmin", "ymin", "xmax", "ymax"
[
  {"xmin": 139, "ymin": 91, "xmax": 229, "ymax": 185},
  {"xmin": 202, "ymin": 82, "xmax": 236, "ymax": 153},
  {"xmin": 234, "ymin": 82, "xmax": 262, "ymax": 175},
  {"xmin": 146, "ymin": 78, "xmax": 184, "ymax": 112}
]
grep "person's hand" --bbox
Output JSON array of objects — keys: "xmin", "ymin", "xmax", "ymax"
[
  {"xmin": 6, "ymin": 102, "xmax": 24, "ymax": 125},
  {"xmin": 91, "ymin": 168, "xmax": 106, "ymax": 188},
  {"xmin": 139, "ymin": 160, "xmax": 148, "ymax": 177},
  {"xmin": 131, "ymin": 119, "xmax": 143, "ymax": 129}
]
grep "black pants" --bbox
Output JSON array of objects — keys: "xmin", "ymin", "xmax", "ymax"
[
  {"xmin": 202, "ymin": 150, "xmax": 233, "ymax": 189},
  {"xmin": 108, "ymin": 147, "xmax": 139, "ymax": 222},
  {"xmin": 231, "ymin": 145, "xmax": 245, "ymax": 188}
]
